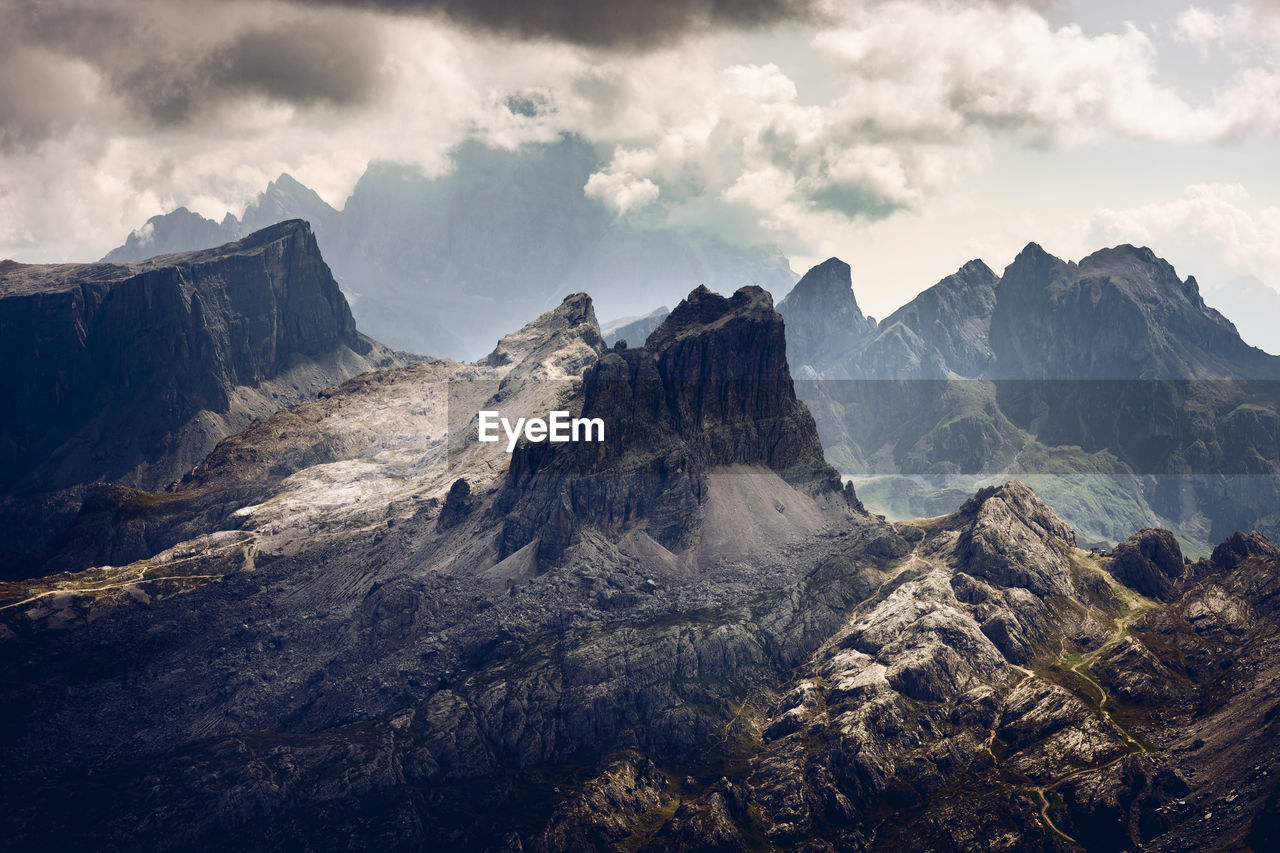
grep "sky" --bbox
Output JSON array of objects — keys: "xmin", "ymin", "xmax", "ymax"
[{"xmin": 2, "ymin": 0, "xmax": 1280, "ymax": 321}]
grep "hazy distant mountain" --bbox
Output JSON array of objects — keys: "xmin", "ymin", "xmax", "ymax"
[
  {"xmin": 0, "ymin": 221, "xmax": 405, "ymax": 579},
  {"xmin": 1204, "ymin": 275, "xmax": 1280, "ymax": 356},
  {"xmin": 104, "ymin": 136, "xmax": 797, "ymax": 360},
  {"xmin": 102, "ymin": 207, "xmax": 242, "ymax": 261},
  {"xmin": 782, "ymin": 243, "xmax": 1280, "ymax": 548},
  {"xmin": 600, "ymin": 305, "xmax": 669, "ymax": 347},
  {"xmin": 775, "ymin": 257, "xmax": 876, "ymax": 377},
  {"xmin": 990, "ymin": 243, "xmax": 1276, "ymax": 379}
]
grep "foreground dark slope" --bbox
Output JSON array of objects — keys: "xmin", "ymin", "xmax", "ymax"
[
  {"xmin": 0, "ymin": 221, "xmax": 404, "ymax": 578},
  {"xmin": 3, "ymin": 286, "xmax": 1280, "ymax": 851}
]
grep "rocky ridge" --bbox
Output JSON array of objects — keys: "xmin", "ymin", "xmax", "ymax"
[
  {"xmin": 0, "ymin": 221, "xmax": 406, "ymax": 579},
  {"xmin": 104, "ymin": 137, "xmax": 798, "ymax": 360}
]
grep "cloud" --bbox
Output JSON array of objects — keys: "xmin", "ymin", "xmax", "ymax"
[
  {"xmin": 0, "ymin": 46, "xmax": 103, "ymax": 150},
  {"xmin": 1174, "ymin": 6, "xmax": 1226, "ymax": 45},
  {"xmin": 0, "ymin": 1, "xmax": 384, "ymax": 143},
  {"xmin": 584, "ymin": 167, "xmax": 660, "ymax": 214},
  {"xmin": 564, "ymin": 0, "xmax": 1219, "ymax": 252},
  {"xmin": 1089, "ymin": 183, "xmax": 1280, "ymax": 288},
  {"xmin": 285, "ymin": 0, "xmax": 822, "ymax": 49},
  {"xmin": 7, "ymin": 0, "xmax": 1280, "ymax": 273},
  {"xmin": 814, "ymin": 2, "xmax": 1216, "ymax": 145}
]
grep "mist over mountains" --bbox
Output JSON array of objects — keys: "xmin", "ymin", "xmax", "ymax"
[{"xmin": 105, "ymin": 135, "xmax": 796, "ymax": 361}]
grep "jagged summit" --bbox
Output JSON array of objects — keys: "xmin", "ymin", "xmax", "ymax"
[
  {"xmin": 954, "ymin": 479, "xmax": 1079, "ymax": 598},
  {"xmin": 993, "ymin": 241, "xmax": 1280, "ymax": 379},
  {"xmin": 477, "ymin": 291, "xmax": 604, "ymax": 376},
  {"xmin": 101, "ymin": 206, "xmax": 243, "ymax": 263},
  {"xmin": 776, "ymin": 257, "xmax": 874, "ymax": 376},
  {"xmin": 497, "ymin": 284, "xmax": 855, "ymax": 564},
  {"xmin": 859, "ymin": 256, "xmax": 1000, "ymax": 379},
  {"xmin": 242, "ymin": 175, "xmax": 340, "ymax": 235},
  {"xmin": 562, "ymin": 284, "xmax": 834, "ymax": 478}
]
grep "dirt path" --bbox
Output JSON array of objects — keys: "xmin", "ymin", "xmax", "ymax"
[
  {"xmin": 0, "ymin": 537, "xmax": 254, "ymax": 613},
  {"xmin": 1030, "ymin": 561, "xmax": 1157, "ymax": 845}
]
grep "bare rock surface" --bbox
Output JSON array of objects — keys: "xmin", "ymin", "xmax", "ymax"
[
  {"xmin": 0, "ymin": 221, "xmax": 408, "ymax": 579},
  {"xmin": 2, "ymin": 281, "xmax": 1279, "ymax": 852}
]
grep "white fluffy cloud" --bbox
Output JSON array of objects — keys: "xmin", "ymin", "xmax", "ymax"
[
  {"xmin": 1089, "ymin": 183, "xmax": 1280, "ymax": 290},
  {"xmin": 6, "ymin": 0, "xmax": 1280, "ymax": 269}
]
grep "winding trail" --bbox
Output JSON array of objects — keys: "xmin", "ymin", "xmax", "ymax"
[
  {"xmin": 1029, "ymin": 564, "xmax": 1157, "ymax": 845},
  {"xmin": 0, "ymin": 537, "xmax": 254, "ymax": 613},
  {"xmin": 0, "ymin": 574, "xmax": 226, "ymax": 612}
]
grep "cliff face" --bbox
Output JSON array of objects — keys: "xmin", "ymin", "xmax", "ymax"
[
  {"xmin": 0, "ymin": 221, "xmax": 401, "ymax": 577},
  {"xmin": 498, "ymin": 285, "xmax": 851, "ymax": 564}
]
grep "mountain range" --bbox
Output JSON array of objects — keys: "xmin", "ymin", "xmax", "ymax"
[
  {"xmin": 104, "ymin": 136, "xmax": 796, "ymax": 361},
  {"xmin": 3, "ymin": 243, "xmax": 1279, "ymax": 849},
  {"xmin": 775, "ymin": 244, "xmax": 1280, "ymax": 552}
]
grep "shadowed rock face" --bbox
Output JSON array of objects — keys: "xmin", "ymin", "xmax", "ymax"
[
  {"xmin": 0, "ymin": 221, "xmax": 403, "ymax": 579},
  {"xmin": 1110, "ymin": 528, "xmax": 1187, "ymax": 601},
  {"xmin": 1211, "ymin": 529, "xmax": 1280, "ymax": 570},
  {"xmin": 498, "ymin": 285, "xmax": 849, "ymax": 563}
]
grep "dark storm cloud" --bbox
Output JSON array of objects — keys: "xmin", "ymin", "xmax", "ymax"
[
  {"xmin": 289, "ymin": 0, "xmax": 821, "ymax": 49},
  {"xmin": 117, "ymin": 18, "xmax": 382, "ymax": 126},
  {"xmin": 0, "ymin": 1, "xmax": 382, "ymax": 146}
]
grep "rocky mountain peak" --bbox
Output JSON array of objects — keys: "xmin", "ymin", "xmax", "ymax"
[
  {"xmin": 958, "ymin": 258, "xmax": 996, "ymax": 279},
  {"xmin": 955, "ymin": 480, "xmax": 1079, "ymax": 597},
  {"xmin": 242, "ymin": 175, "xmax": 340, "ymax": 235},
  {"xmin": 1211, "ymin": 530, "xmax": 1280, "ymax": 570},
  {"xmin": 1108, "ymin": 528, "xmax": 1186, "ymax": 601},
  {"xmin": 498, "ymin": 284, "xmax": 849, "ymax": 563},
  {"xmin": 775, "ymin": 257, "xmax": 875, "ymax": 376},
  {"xmin": 779, "ymin": 257, "xmax": 857, "ymax": 309},
  {"xmin": 102, "ymin": 206, "xmax": 243, "ymax": 263},
  {"xmin": 991, "ymin": 240, "xmax": 1280, "ymax": 379},
  {"xmin": 477, "ymin": 291, "xmax": 604, "ymax": 378},
  {"xmin": 997, "ymin": 242, "xmax": 1070, "ymax": 295},
  {"xmin": 647, "ymin": 284, "xmax": 775, "ymax": 351},
  {"xmin": 853, "ymin": 256, "xmax": 1000, "ymax": 379}
]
